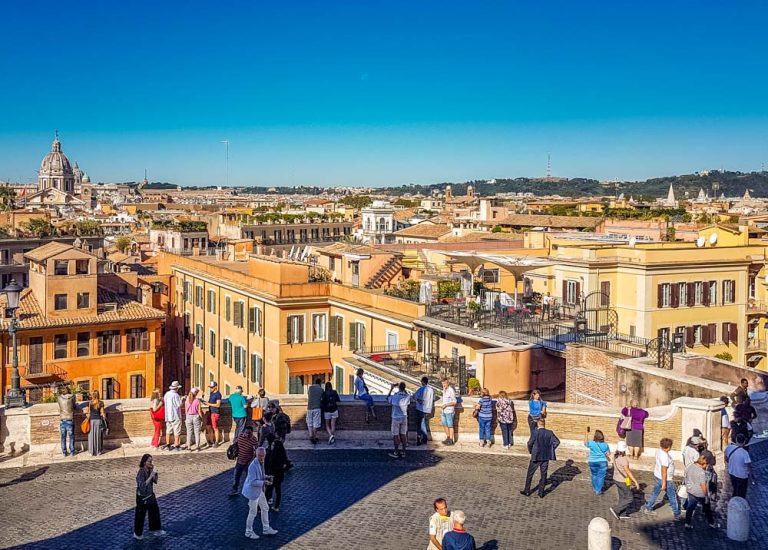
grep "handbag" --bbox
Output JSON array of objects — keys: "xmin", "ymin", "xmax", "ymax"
[
  {"xmin": 621, "ymin": 415, "xmax": 633, "ymax": 431},
  {"xmin": 81, "ymin": 417, "xmax": 91, "ymax": 434},
  {"xmin": 252, "ymin": 406, "xmax": 264, "ymax": 422},
  {"xmin": 472, "ymin": 407, "xmax": 480, "ymax": 419},
  {"xmin": 677, "ymin": 483, "xmax": 688, "ymax": 499}
]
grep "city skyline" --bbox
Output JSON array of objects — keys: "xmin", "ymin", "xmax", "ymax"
[{"xmin": 1, "ymin": 1, "xmax": 767, "ymax": 187}]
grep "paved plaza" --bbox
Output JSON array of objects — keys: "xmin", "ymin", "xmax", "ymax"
[{"xmin": 0, "ymin": 449, "xmax": 765, "ymax": 549}]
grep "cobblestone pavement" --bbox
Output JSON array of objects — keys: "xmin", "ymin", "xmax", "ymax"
[{"xmin": 0, "ymin": 449, "xmax": 765, "ymax": 550}]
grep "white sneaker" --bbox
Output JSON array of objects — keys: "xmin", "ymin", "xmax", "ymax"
[
  {"xmin": 133, "ymin": 534, "xmax": 143, "ymax": 540},
  {"xmin": 150, "ymin": 529, "xmax": 167, "ymax": 537},
  {"xmin": 263, "ymin": 527, "xmax": 278, "ymax": 536},
  {"xmin": 245, "ymin": 531, "xmax": 260, "ymax": 540}
]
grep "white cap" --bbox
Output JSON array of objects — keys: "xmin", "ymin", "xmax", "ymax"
[{"xmin": 617, "ymin": 441, "xmax": 628, "ymax": 453}]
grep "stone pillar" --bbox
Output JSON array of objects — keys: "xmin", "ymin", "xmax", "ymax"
[
  {"xmin": 672, "ymin": 396, "xmax": 724, "ymax": 452},
  {"xmin": 587, "ymin": 517, "xmax": 611, "ymax": 550},
  {"xmin": 726, "ymin": 497, "xmax": 750, "ymax": 542}
]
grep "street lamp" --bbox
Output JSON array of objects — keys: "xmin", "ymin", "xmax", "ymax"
[
  {"xmin": 673, "ymin": 331, "xmax": 684, "ymax": 353},
  {"xmin": 3, "ymin": 278, "xmax": 24, "ymax": 407}
]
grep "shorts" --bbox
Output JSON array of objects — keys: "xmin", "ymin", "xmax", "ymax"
[
  {"xmin": 209, "ymin": 412, "xmax": 220, "ymax": 430},
  {"xmin": 324, "ymin": 410, "xmax": 339, "ymax": 420},
  {"xmin": 306, "ymin": 409, "xmax": 322, "ymax": 429},
  {"xmin": 441, "ymin": 411, "xmax": 455, "ymax": 427},
  {"xmin": 166, "ymin": 418, "xmax": 182, "ymax": 436},
  {"xmin": 391, "ymin": 418, "xmax": 408, "ymax": 436}
]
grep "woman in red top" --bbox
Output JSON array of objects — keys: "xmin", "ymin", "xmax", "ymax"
[{"xmin": 149, "ymin": 388, "xmax": 164, "ymax": 449}]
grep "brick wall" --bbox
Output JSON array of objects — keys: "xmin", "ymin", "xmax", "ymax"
[{"xmin": 565, "ymin": 344, "xmax": 617, "ymax": 406}]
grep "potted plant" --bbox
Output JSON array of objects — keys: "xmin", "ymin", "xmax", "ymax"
[
  {"xmin": 407, "ymin": 338, "xmax": 417, "ymax": 351},
  {"xmin": 467, "ymin": 377, "xmax": 481, "ymax": 396}
]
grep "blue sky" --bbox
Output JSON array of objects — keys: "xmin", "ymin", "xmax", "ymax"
[{"xmin": 1, "ymin": 0, "xmax": 767, "ymax": 187}]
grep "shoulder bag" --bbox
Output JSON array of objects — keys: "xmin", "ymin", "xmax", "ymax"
[{"xmin": 81, "ymin": 416, "xmax": 91, "ymax": 434}]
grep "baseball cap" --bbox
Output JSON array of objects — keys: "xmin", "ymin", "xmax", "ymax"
[{"xmin": 209, "ymin": 381, "xmax": 217, "ymax": 388}]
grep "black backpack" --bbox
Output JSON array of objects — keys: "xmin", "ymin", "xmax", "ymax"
[{"xmin": 226, "ymin": 441, "xmax": 239, "ymax": 460}]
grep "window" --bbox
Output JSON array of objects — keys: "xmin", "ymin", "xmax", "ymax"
[
  {"xmin": 130, "ymin": 374, "xmax": 144, "ymax": 398},
  {"xmin": 250, "ymin": 353, "xmax": 264, "ymax": 386},
  {"xmin": 195, "ymin": 286, "xmax": 203, "ymax": 307},
  {"xmin": 209, "ymin": 329, "xmax": 216, "ymax": 357},
  {"xmin": 564, "ymin": 280, "xmax": 579, "ymax": 306},
  {"xmin": 481, "ymin": 269, "xmax": 500, "ymax": 284},
  {"xmin": 722, "ymin": 322, "xmax": 738, "ymax": 345},
  {"xmin": 600, "ymin": 281, "xmax": 610, "ymax": 307},
  {"xmin": 225, "ymin": 296, "xmax": 232, "ymax": 322},
  {"xmin": 77, "ymin": 332, "xmax": 90, "ymax": 357},
  {"xmin": 223, "ymin": 338, "xmax": 233, "ymax": 366},
  {"xmin": 97, "ymin": 330, "xmax": 121, "ymax": 355},
  {"xmin": 127, "ymin": 328, "xmax": 149, "ymax": 352},
  {"xmin": 76, "ymin": 379, "xmax": 90, "ymax": 401},
  {"xmin": 708, "ymin": 281, "xmax": 717, "ymax": 306},
  {"xmin": 75, "ymin": 259, "xmax": 89, "ymax": 275},
  {"xmin": 287, "ymin": 315, "xmax": 305, "ymax": 344},
  {"xmin": 224, "ymin": 383, "xmax": 231, "ymax": 396},
  {"xmin": 288, "ymin": 375, "xmax": 305, "ymax": 394},
  {"xmin": 694, "ymin": 282, "xmax": 704, "ymax": 305},
  {"xmin": 723, "ymin": 280, "xmax": 735, "ymax": 304},
  {"xmin": 183, "ymin": 281, "xmax": 191, "ymax": 303},
  {"xmin": 54, "ymin": 294, "xmax": 68, "ymax": 310},
  {"xmin": 657, "ymin": 327, "xmax": 670, "ymax": 341},
  {"xmin": 54, "ymin": 334, "xmax": 68, "ymax": 359},
  {"xmin": 348, "ymin": 321, "xmax": 366, "ymax": 352},
  {"xmin": 248, "ymin": 306, "xmax": 262, "ymax": 335},
  {"xmin": 329, "ymin": 315, "xmax": 344, "ymax": 346},
  {"xmin": 335, "ymin": 365, "xmax": 344, "ymax": 393},
  {"xmin": 312, "ymin": 314, "xmax": 327, "ymax": 341},
  {"xmin": 693, "ymin": 325, "xmax": 703, "ymax": 345},
  {"xmin": 233, "ymin": 301, "xmax": 244, "ymax": 328},
  {"xmin": 195, "ymin": 323, "xmax": 204, "ymax": 349},
  {"xmin": 194, "ymin": 363, "xmax": 204, "ymax": 387},
  {"xmin": 207, "ymin": 290, "xmax": 216, "ymax": 313},
  {"xmin": 657, "ymin": 283, "xmax": 671, "ymax": 308},
  {"xmin": 77, "ymin": 292, "xmax": 90, "ymax": 309},
  {"xmin": 234, "ymin": 345, "xmax": 246, "ymax": 374},
  {"xmin": 749, "ymin": 275, "xmax": 756, "ymax": 300},
  {"xmin": 678, "ymin": 282, "xmax": 688, "ymax": 307},
  {"xmin": 54, "ymin": 260, "xmax": 68, "ymax": 276},
  {"xmin": 329, "ymin": 257, "xmax": 336, "ymax": 271},
  {"xmin": 102, "ymin": 377, "xmax": 116, "ymax": 399}
]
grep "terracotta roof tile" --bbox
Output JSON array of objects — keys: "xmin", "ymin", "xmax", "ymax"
[
  {"xmin": 0, "ymin": 287, "xmax": 165, "ymax": 331},
  {"xmin": 24, "ymin": 242, "xmax": 76, "ymax": 262},
  {"xmin": 393, "ymin": 223, "xmax": 451, "ymax": 239}
]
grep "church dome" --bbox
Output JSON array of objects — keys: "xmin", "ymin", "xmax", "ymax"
[
  {"xmin": 82, "ymin": 172, "xmax": 91, "ymax": 183},
  {"xmin": 40, "ymin": 135, "xmax": 73, "ymax": 177}
]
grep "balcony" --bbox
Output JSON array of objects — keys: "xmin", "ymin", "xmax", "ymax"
[
  {"xmin": 745, "ymin": 338, "xmax": 765, "ymax": 352},
  {"xmin": 352, "ymin": 345, "xmax": 462, "ymax": 390},
  {"xmin": 746, "ymin": 301, "xmax": 768, "ymax": 314},
  {"xmin": 24, "ymin": 361, "xmax": 69, "ymax": 381}
]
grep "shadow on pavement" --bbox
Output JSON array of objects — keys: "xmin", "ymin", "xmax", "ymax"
[
  {"xmin": 0, "ymin": 466, "xmax": 48, "ymax": 488},
  {"xmin": 6, "ymin": 449, "xmax": 443, "ymax": 549}
]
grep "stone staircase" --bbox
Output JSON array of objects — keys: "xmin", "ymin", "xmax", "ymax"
[{"xmin": 365, "ymin": 255, "xmax": 402, "ymax": 289}]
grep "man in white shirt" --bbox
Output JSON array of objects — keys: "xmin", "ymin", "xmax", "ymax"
[
  {"xmin": 163, "ymin": 381, "xmax": 182, "ymax": 451},
  {"xmin": 413, "ymin": 376, "xmax": 435, "ymax": 446},
  {"xmin": 440, "ymin": 378, "xmax": 457, "ymax": 446},
  {"xmin": 387, "ymin": 382, "xmax": 411, "ymax": 459},
  {"xmin": 242, "ymin": 447, "xmax": 278, "ymax": 539},
  {"xmin": 643, "ymin": 438, "xmax": 680, "ymax": 518},
  {"xmin": 428, "ymin": 497, "xmax": 452, "ymax": 550},
  {"xmin": 725, "ymin": 433, "xmax": 752, "ymax": 499},
  {"xmin": 542, "ymin": 292, "xmax": 552, "ymax": 319}
]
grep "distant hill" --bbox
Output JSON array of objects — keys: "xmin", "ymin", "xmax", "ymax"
[{"xmin": 386, "ymin": 171, "xmax": 768, "ymax": 199}]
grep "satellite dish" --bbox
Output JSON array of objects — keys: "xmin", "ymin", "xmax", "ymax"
[
  {"xmin": 696, "ymin": 236, "xmax": 706, "ymax": 248},
  {"xmin": 709, "ymin": 233, "xmax": 718, "ymax": 245},
  {"xmin": 628, "ymin": 236, "xmax": 637, "ymax": 248}
]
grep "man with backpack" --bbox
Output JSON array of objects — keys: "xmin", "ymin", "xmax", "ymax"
[
  {"xmin": 230, "ymin": 425, "xmax": 258, "ymax": 496},
  {"xmin": 270, "ymin": 402, "xmax": 293, "ymax": 471}
]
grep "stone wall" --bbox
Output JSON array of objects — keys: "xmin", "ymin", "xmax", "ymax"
[
  {"xmin": 4, "ymin": 393, "xmax": 721, "ymax": 456},
  {"xmin": 566, "ymin": 344, "xmax": 737, "ymax": 409}
]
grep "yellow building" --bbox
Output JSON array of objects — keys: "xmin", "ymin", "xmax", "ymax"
[{"xmin": 158, "ymin": 252, "xmax": 425, "ymax": 396}]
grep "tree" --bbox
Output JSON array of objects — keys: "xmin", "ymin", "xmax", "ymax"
[
  {"xmin": 339, "ymin": 195, "xmax": 372, "ymax": 209},
  {"xmin": 0, "ymin": 186, "xmax": 16, "ymax": 211},
  {"xmin": 74, "ymin": 220, "xmax": 103, "ymax": 236},
  {"xmin": 20, "ymin": 218, "xmax": 56, "ymax": 238},
  {"xmin": 115, "ymin": 236, "xmax": 132, "ymax": 253}
]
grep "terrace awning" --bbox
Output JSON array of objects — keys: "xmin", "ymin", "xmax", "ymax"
[{"xmin": 438, "ymin": 251, "xmax": 554, "ymax": 280}]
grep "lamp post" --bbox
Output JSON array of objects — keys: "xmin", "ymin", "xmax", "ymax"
[
  {"xmin": 673, "ymin": 331, "xmax": 685, "ymax": 353},
  {"xmin": 3, "ymin": 279, "xmax": 24, "ymax": 407}
]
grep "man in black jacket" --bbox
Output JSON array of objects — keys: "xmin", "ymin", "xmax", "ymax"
[{"xmin": 520, "ymin": 418, "xmax": 560, "ymax": 498}]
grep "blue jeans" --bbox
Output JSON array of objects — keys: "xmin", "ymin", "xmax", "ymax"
[
  {"xmin": 415, "ymin": 410, "xmax": 429, "ymax": 442},
  {"xmin": 60, "ymin": 419, "xmax": 75, "ymax": 454},
  {"xmin": 233, "ymin": 417, "xmax": 247, "ymax": 439},
  {"xmin": 588, "ymin": 461, "xmax": 608, "ymax": 494},
  {"xmin": 645, "ymin": 476, "xmax": 680, "ymax": 516},
  {"xmin": 499, "ymin": 422, "xmax": 514, "ymax": 446},
  {"xmin": 357, "ymin": 393, "xmax": 374, "ymax": 410},
  {"xmin": 478, "ymin": 418, "xmax": 491, "ymax": 441}
]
